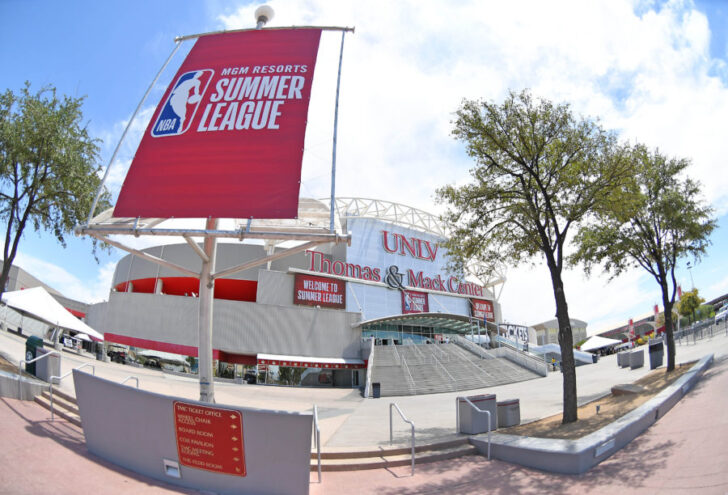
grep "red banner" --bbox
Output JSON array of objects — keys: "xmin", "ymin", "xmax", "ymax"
[
  {"xmin": 114, "ymin": 29, "xmax": 322, "ymax": 219},
  {"xmin": 293, "ymin": 274, "xmax": 346, "ymax": 309},
  {"xmin": 402, "ymin": 290, "xmax": 429, "ymax": 314},
  {"xmin": 471, "ymin": 299, "xmax": 494, "ymax": 321},
  {"xmin": 173, "ymin": 401, "xmax": 246, "ymax": 476}
]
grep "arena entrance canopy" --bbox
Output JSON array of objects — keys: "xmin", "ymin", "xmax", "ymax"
[
  {"xmin": 359, "ymin": 313, "xmax": 492, "ymax": 344},
  {"xmin": 76, "ymin": 13, "xmax": 354, "ymax": 403}
]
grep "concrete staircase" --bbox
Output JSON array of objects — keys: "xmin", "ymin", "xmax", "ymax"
[
  {"xmin": 310, "ymin": 438, "xmax": 477, "ymax": 471},
  {"xmin": 34, "ymin": 386, "xmax": 82, "ymax": 428},
  {"xmin": 371, "ymin": 344, "xmax": 541, "ymax": 396}
]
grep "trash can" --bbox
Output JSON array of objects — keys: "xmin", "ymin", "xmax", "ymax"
[
  {"xmin": 497, "ymin": 399, "xmax": 521, "ymax": 428},
  {"xmin": 35, "ymin": 347, "xmax": 60, "ymax": 383},
  {"xmin": 649, "ymin": 341, "xmax": 664, "ymax": 370},
  {"xmin": 95, "ymin": 342, "xmax": 105, "ymax": 361},
  {"xmin": 457, "ymin": 394, "xmax": 497, "ymax": 434},
  {"xmin": 372, "ymin": 382, "xmax": 381, "ymax": 399},
  {"xmin": 24, "ymin": 335, "xmax": 44, "ymax": 376},
  {"xmin": 629, "ymin": 348, "xmax": 644, "ymax": 369},
  {"xmin": 617, "ymin": 351, "xmax": 628, "ymax": 368}
]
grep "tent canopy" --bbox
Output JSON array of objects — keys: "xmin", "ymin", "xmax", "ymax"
[
  {"xmin": 580, "ymin": 335, "xmax": 621, "ymax": 352},
  {"xmin": 1, "ymin": 287, "xmax": 104, "ymax": 341}
]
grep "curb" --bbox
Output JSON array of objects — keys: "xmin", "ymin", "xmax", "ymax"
[{"xmin": 470, "ymin": 354, "xmax": 714, "ymax": 474}]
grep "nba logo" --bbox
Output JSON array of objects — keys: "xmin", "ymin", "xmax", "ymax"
[{"xmin": 152, "ymin": 69, "xmax": 214, "ymax": 137}]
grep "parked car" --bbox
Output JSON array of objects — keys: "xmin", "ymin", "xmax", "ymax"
[
  {"xmin": 107, "ymin": 346, "xmax": 127, "ymax": 364},
  {"xmin": 244, "ymin": 370, "xmax": 257, "ymax": 384}
]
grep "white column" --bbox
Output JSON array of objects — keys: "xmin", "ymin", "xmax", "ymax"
[{"xmin": 198, "ymin": 218, "xmax": 218, "ymax": 403}]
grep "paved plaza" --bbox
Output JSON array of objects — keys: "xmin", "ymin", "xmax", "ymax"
[{"xmin": 1, "ymin": 329, "xmax": 727, "ymax": 493}]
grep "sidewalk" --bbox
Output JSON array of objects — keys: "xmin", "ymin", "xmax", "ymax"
[
  {"xmin": 1, "ymin": 329, "xmax": 727, "ymax": 450},
  {"xmin": 311, "ymin": 354, "xmax": 728, "ymax": 494},
  {"xmin": 0, "ymin": 338, "xmax": 726, "ymax": 493}
]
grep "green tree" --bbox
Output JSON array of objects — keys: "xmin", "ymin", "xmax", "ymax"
[
  {"xmin": 437, "ymin": 90, "xmax": 631, "ymax": 423},
  {"xmin": 572, "ymin": 147, "xmax": 715, "ymax": 371},
  {"xmin": 0, "ymin": 83, "xmax": 110, "ymax": 297},
  {"xmin": 678, "ymin": 288, "xmax": 705, "ymax": 325}
]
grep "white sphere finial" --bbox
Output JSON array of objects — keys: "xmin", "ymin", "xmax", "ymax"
[{"xmin": 255, "ymin": 5, "xmax": 275, "ymax": 29}]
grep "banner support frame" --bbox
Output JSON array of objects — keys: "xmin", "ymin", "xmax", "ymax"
[
  {"xmin": 329, "ymin": 30, "xmax": 347, "ymax": 233},
  {"xmin": 87, "ymin": 41, "xmax": 183, "ymax": 225},
  {"xmin": 175, "ymin": 25, "xmax": 354, "ymax": 43}
]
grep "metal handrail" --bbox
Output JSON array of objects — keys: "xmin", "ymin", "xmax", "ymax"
[
  {"xmin": 18, "ymin": 350, "xmax": 61, "ymax": 375},
  {"xmin": 432, "ymin": 354, "xmax": 456, "ymax": 388},
  {"xmin": 389, "ymin": 402, "xmax": 415, "ymax": 476},
  {"xmin": 400, "ymin": 357, "xmax": 416, "ymax": 393},
  {"xmin": 17, "ymin": 350, "xmax": 61, "ymax": 399},
  {"xmin": 312, "ymin": 405, "xmax": 322, "ymax": 483},
  {"xmin": 49, "ymin": 363, "xmax": 95, "ymax": 421},
  {"xmin": 364, "ymin": 337, "xmax": 375, "ymax": 398},
  {"xmin": 455, "ymin": 396, "xmax": 492, "ymax": 460},
  {"xmin": 120, "ymin": 376, "xmax": 140, "ymax": 388},
  {"xmin": 392, "ymin": 343, "xmax": 401, "ymax": 365},
  {"xmin": 452, "ymin": 335, "xmax": 493, "ymax": 360}
]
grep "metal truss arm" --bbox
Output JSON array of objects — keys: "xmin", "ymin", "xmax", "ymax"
[
  {"xmin": 91, "ymin": 234, "xmax": 199, "ymax": 278},
  {"xmin": 211, "ymin": 240, "xmax": 329, "ymax": 280}
]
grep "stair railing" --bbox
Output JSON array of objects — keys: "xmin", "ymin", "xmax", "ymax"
[
  {"xmin": 389, "ymin": 402, "xmax": 415, "ymax": 476},
  {"xmin": 120, "ymin": 376, "xmax": 140, "ymax": 388},
  {"xmin": 49, "ymin": 363, "xmax": 95, "ymax": 421},
  {"xmin": 401, "ymin": 357, "xmax": 416, "ymax": 393},
  {"xmin": 431, "ymin": 354, "xmax": 456, "ymax": 390},
  {"xmin": 312, "ymin": 404, "xmax": 322, "ymax": 483},
  {"xmin": 364, "ymin": 337, "xmax": 375, "ymax": 398},
  {"xmin": 17, "ymin": 350, "xmax": 61, "ymax": 399},
  {"xmin": 455, "ymin": 396, "xmax": 491, "ymax": 460}
]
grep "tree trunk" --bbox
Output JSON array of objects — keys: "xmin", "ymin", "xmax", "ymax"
[
  {"xmin": 661, "ymin": 284, "xmax": 676, "ymax": 372},
  {"xmin": 548, "ymin": 267, "xmax": 578, "ymax": 424},
  {"xmin": 0, "ymin": 260, "xmax": 12, "ymax": 300}
]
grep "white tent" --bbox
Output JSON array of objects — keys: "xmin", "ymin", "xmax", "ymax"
[
  {"xmin": 580, "ymin": 335, "xmax": 621, "ymax": 352},
  {"xmin": 1, "ymin": 287, "xmax": 104, "ymax": 341}
]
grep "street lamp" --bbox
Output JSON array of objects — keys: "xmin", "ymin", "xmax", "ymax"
[
  {"xmin": 255, "ymin": 5, "xmax": 275, "ymax": 29},
  {"xmin": 687, "ymin": 261, "xmax": 695, "ymax": 289}
]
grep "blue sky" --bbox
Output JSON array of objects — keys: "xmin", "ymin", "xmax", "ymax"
[{"xmin": 1, "ymin": 0, "xmax": 728, "ymax": 334}]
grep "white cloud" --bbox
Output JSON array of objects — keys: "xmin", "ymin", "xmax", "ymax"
[
  {"xmin": 213, "ymin": 0, "xmax": 728, "ymax": 216},
  {"xmin": 13, "ymin": 252, "xmax": 116, "ymax": 304}
]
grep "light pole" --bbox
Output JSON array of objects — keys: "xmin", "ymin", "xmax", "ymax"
[
  {"xmin": 255, "ymin": 5, "xmax": 274, "ymax": 29},
  {"xmin": 687, "ymin": 261, "xmax": 695, "ymax": 289}
]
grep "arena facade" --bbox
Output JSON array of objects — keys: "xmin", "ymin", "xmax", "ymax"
[{"xmin": 86, "ymin": 198, "xmax": 503, "ymax": 388}]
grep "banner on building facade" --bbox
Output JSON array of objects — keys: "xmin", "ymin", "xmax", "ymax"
[
  {"xmin": 471, "ymin": 298, "xmax": 494, "ymax": 321},
  {"xmin": 114, "ymin": 29, "xmax": 322, "ymax": 219},
  {"xmin": 500, "ymin": 323, "xmax": 529, "ymax": 345},
  {"xmin": 401, "ymin": 289, "xmax": 429, "ymax": 314},
  {"xmin": 293, "ymin": 273, "xmax": 346, "ymax": 309}
]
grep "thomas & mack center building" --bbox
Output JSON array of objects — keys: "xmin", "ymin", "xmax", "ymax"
[{"xmin": 85, "ymin": 198, "xmax": 544, "ymax": 395}]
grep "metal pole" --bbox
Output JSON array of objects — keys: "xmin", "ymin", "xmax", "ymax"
[
  {"xmin": 477, "ymin": 319, "xmax": 481, "ymax": 354},
  {"xmin": 330, "ymin": 30, "xmax": 347, "ymax": 232},
  {"xmin": 198, "ymin": 218, "xmax": 218, "ymax": 403},
  {"xmin": 87, "ymin": 41, "xmax": 182, "ymax": 225}
]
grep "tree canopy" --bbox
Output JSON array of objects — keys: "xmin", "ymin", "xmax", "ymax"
[
  {"xmin": 0, "ymin": 82, "xmax": 110, "ymax": 296},
  {"xmin": 572, "ymin": 146, "xmax": 715, "ymax": 371},
  {"xmin": 437, "ymin": 90, "xmax": 632, "ymax": 423},
  {"xmin": 678, "ymin": 288, "xmax": 705, "ymax": 324}
]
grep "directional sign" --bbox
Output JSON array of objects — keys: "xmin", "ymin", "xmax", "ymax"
[{"xmin": 173, "ymin": 401, "xmax": 246, "ymax": 477}]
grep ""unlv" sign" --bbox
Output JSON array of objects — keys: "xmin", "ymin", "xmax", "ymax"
[{"xmin": 382, "ymin": 230, "xmax": 438, "ymax": 262}]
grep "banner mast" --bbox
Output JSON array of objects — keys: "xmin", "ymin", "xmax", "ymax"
[{"xmin": 79, "ymin": 7, "xmax": 354, "ymax": 404}]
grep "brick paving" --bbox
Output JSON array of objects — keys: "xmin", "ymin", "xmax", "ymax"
[{"xmin": 1, "ymin": 329, "xmax": 727, "ymax": 493}]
